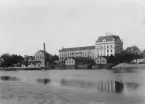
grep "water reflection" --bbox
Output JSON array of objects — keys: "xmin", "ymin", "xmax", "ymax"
[
  {"xmin": 60, "ymin": 79, "xmax": 124, "ymax": 93},
  {"xmin": 0, "ymin": 75, "xmax": 21, "ymax": 81},
  {"xmin": 60, "ymin": 79, "xmax": 95, "ymax": 88},
  {"xmin": 125, "ymin": 82, "xmax": 139, "ymax": 90},
  {"xmin": 113, "ymin": 68, "xmax": 139, "ymax": 73},
  {"xmin": 97, "ymin": 81, "xmax": 124, "ymax": 93},
  {"xmin": 36, "ymin": 78, "xmax": 51, "ymax": 85}
]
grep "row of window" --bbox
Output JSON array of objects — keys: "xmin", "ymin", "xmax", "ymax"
[
  {"xmin": 98, "ymin": 53, "xmax": 113, "ymax": 56},
  {"xmin": 66, "ymin": 60, "xmax": 74, "ymax": 64},
  {"xmin": 35, "ymin": 56, "xmax": 44, "ymax": 60},
  {"xmin": 60, "ymin": 54, "xmax": 94, "ymax": 58},
  {"xmin": 97, "ymin": 49, "xmax": 113, "ymax": 54},
  {"xmin": 60, "ymin": 51, "xmax": 94, "ymax": 57},
  {"xmin": 98, "ymin": 49, "xmax": 121, "ymax": 54},
  {"xmin": 96, "ymin": 60, "xmax": 106, "ymax": 63},
  {"xmin": 96, "ymin": 44, "xmax": 113, "ymax": 49},
  {"xmin": 60, "ymin": 56, "xmax": 94, "ymax": 60}
]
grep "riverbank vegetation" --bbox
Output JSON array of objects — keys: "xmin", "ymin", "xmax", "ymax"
[{"xmin": 0, "ymin": 45, "xmax": 145, "ymax": 70}]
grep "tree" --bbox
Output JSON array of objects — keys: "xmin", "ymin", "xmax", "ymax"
[
  {"xmin": 125, "ymin": 46, "xmax": 141, "ymax": 63},
  {"xmin": 107, "ymin": 55, "xmax": 118, "ymax": 64},
  {"xmin": 22, "ymin": 60, "xmax": 29, "ymax": 67},
  {"xmin": 0, "ymin": 53, "xmax": 24, "ymax": 67},
  {"xmin": 51, "ymin": 55, "xmax": 59, "ymax": 62},
  {"xmin": 126, "ymin": 46, "xmax": 141, "ymax": 55},
  {"xmin": 49, "ymin": 55, "xmax": 59, "ymax": 65},
  {"xmin": 141, "ymin": 50, "xmax": 145, "ymax": 58}
]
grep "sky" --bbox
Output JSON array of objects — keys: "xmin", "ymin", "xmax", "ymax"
[{"xmin": 0, "ymin": 0, "xmax": 145, "ymax": 56}]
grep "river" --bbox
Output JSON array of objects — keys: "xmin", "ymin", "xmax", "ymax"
[{"xmin": 0, "ymin": 68, "xmax": 145, "ymax": 104}]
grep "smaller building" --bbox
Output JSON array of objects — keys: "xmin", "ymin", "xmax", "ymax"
[
  {"xmin": 28, "ymin": 61, "xmax": 42, "ymax": 68},
  {"xmin": 21, "ymin": 61, "xmax": 42, "ymax": 68},
  {"xmin": 65, "ymin": 58, "xmax": 76, "ymax": 69},
  {"xmin": 95, "ymin": 56, "xmax": 107, "ymax": 64},
  {"xmin": 34, "ymin": 43, "xmax": 51, "ymax": 67}
]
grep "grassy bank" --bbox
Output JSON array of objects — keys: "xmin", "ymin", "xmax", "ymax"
[{"xmin": 112, "ymin": 63, "xmax": 145, "ymax": 69}]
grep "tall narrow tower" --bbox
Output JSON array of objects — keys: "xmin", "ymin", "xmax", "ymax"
[{"xmin": 43, "ymin": 42, "xmax": 46, "ymax": 52}]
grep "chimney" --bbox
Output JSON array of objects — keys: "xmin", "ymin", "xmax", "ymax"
[{"xmin": 43, "ymin": 43, "xmax": 46, "ymax": 51}]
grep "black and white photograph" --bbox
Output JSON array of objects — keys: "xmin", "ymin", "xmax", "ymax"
[{"xmin": 0, "ymin": 0, "xmax": 145, "ymax": 104}]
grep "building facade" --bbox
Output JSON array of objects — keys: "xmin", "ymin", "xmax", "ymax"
[
  {"xmin": 65, "ymin": 58, "xmax": 76, "ymax": 69},
  {"xmin": 59, "ymin": 46, "xmax": 95, "ymax": 62},
  {"xmin": 34, "ymin": 43, "xmax": 50, "ymax": 67},
  {"xmin": 59, "ymin": 34, "xmax": 123, "ymax": 62},
  {"xmin": 95, "ymin": 35, "xmax": 123, "ymax": 57},
  {"xmin": 95, "ymin": 56, "xmax": 107, "ymax": 64}
]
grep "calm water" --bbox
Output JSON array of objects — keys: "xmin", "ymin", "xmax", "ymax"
[{"xmin": 0, "ymin": 68, "xmax": 145, "ymax": 103}]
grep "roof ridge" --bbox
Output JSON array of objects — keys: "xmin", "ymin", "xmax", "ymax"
[{"xmin": 59, "ymin": 45, "xmax": 95, "ymax": 52}]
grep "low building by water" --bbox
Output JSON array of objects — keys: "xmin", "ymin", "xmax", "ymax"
[
  {"xmin": 65, "ymin": 58, "xmax": 76, "ymax": 69},
  {"xmin": 95, "ymin": 56, "xmax": 107, "ymax": 65}
]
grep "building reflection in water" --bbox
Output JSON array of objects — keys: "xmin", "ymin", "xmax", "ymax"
[
  {"xmin": 97, "ymin": 81, "xmax": 124, "ymax": 93},
  {"xmin": 125, "ymin": 82, "xmax": 139, "ymax": 91},
  {"xmin": 60, "ymin": 78, "xmax": 124, "ymax": 93}
]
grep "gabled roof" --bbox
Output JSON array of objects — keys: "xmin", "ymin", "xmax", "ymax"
[
  {"xmin": 59, "ymin": 46, "xmax": 95, "ymax": 52},
  {"xmin": 96, "ymin": 35, "xmax": 122, "ymax": 43},
  {"xmin": 96, "ymin": 56, "xmax": 107, "ymax": 59},
  {"xmin": 35, "ymin": 50, "xmax": 49, "ymax": 55},
  {"xmin": 29, "ymin": 61, "xmax": 41, "ymax": 65}
]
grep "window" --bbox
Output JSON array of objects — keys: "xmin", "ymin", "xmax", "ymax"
[{"xmin": 103, "ymin": 39, "xmax": 106, "ymax": 42}]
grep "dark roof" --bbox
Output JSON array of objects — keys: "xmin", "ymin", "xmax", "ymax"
[
  {"xmin": 96, "ymin": 35, "xmax": 122, "ymax": 43},
  {"xmin": 65, "ymin": 57, "xmax": 94, "ymax": 62},
  {"xmin": 29, "ymin": 61, "xmax": 41, "ymax": 65},
  {"xmin": 36, "ymin": 50, "xmax": 49, "ymax": 55},
  {"xmin": 59, "ymin": 46, "xmax": 95, "ymax": 52},
  {"xmin": 96, "ymin": 56, "xmax": 107, "ymax": 59}
]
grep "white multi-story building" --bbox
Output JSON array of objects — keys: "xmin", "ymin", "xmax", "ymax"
[
  {"xmin": 95, "ymin": 35, "xmax": 123, "ymax": 57},
  {"xmin": 59, "ymin": 34, "xmax": 123, "ymax": 62}
]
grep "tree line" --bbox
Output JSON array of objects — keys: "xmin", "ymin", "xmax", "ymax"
[
  {"xmin": 0, "ymin": 53, "xmax": 59, "ymax": 67},
  {"xmin": 107, "ymin": 45, "xmax": 145, "ymax": 64},
  {"xmin": 0, "ymin": 45, "xmax": 145, "ymax": 68}
]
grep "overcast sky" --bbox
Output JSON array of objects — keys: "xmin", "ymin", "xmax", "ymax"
[{"xmin": 0, "ymin": 0, "xmax": 145, "ymax": 56}]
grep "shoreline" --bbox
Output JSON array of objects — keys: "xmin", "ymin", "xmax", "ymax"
[{"xmin": 112, "ymin": 63, "xmax": 145, "ymax": 69}]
